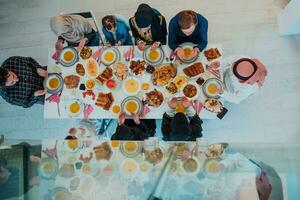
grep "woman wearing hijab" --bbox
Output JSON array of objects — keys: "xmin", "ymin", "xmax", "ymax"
[
  {"xmin": 111, "ymin": 112, "xmax": 156, "ymax": 140},
  {"xmin": 129, "ymin": 3, "xmax": 167, "ymax": 50},
  {"xmin": 208, "ymin": 56, "xmax": 268, "ymax": 104},
  {"xmin": 50, "ymin": 15, "xmax": 100, "ymax": 51},
  {"xmin": 102, "ymin": 15, "xmax": 133, "ymax": 46}
]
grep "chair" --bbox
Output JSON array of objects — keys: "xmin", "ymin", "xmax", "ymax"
[{"xmin": 59, "ymin": 10, "xmax": 105, "ymax": 46}]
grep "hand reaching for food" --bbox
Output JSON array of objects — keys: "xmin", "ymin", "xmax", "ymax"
[
  {"xmin": 191, "ymin": 47, "xmax": 200, "ymax": 58},
  {"xmin": 175, "ymin": 47, "xmax": 184, "ymax": 59},
  {"xmin": 37, "ymin": 68, "xmax": 48, "ymax": 78},
  {"xmin": 34, "ymin": 89, "xmax": 47, "ymax": 97},
  {"xmin": 118, "ymin": 112, "xmax": 126, "ymax": 125},
  {"xmin": 182, "ymin": 97, "xmax": 192, "ymax": 108},
  {"xmin": 55, "ymin": 39, "xmax": 63, "ymax": 52},
  {"xmin": 137, "ymin": 41, "xmax": 146, "ymax": 51},
  {"xmin": 151, "ymin": 42, "xmax": 159, "ymax": 51},
  {"xmin": 168, "ymin": 97, "xmax": 177, "ymax": 109},
  {"xmin": 116, "ymin": 41, "xmax": 121, "ymax": 46},
  {"xmin": 131, "ymin": 113, "xmax": 140, "ymax": 125}
]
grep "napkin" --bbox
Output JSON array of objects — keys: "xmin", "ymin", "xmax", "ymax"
[
  {"xmin": 123, "ymin": 48, "xmax": 131, "ymax": 60},
  {"xmin": 192, "ymin": 100, "xmax": 203, "ymax": 115},
  {"xmin": 52, "ymin": 51, "xmax": 59, "ymax": 61},
  {"xmin": 92, "ymin": 47, "xmax": 102, "ymax": 60},
  {"xmin": 84, "ymin": 104, "xmax": 94, "ymax": 119},
  {"xmin": 140, "ymin": 106, "xmax": 150, "ymax": 117},
  {"xmin": 46, "ymin": 89, "xmax": 63, "ymax": 103},
  {"xmin": 130, "ymin": 46, "xmax": 135, "ymax": 59},
  {"xmin": 207, "ymin": 68, "xmax": 221, "ymax": 79}
]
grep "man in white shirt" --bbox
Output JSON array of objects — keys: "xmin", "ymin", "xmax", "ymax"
[{"xmin": 208, "ymin": 56, "xmax": 267, "ymax": 104}]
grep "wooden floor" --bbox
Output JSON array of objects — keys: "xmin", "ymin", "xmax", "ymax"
[{"xmin": 0, "ymin": 0, "xmax": 300, "ymax": 143}]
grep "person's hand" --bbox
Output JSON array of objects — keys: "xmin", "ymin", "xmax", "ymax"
[
  {"xmin": 256, "ymin": 171, "xmax": 272, "ymax": 200},
  {"xmin": 77, "ymin": 37, "xmax": 88, "ymax": 50},
  {"xmin": 151, "ymin": 42, "xmax": 159, "ymax": 51},
  {"xmin": 55, "ymin": 40, "xmax": 63, "ymax": 52},
  {"xmin": 137, "ymin": 41, "xmax": 146, "ymax": 51},
  {"xmin": 209, "ymin": 61, "xmax": 220, "ymax": 70},
  {"xmin": 131, "ymin": 112, "xmax": 140, "ymax": 125},
  {"xmin": 116, "ymin": 41, "xmax": 121, "ymax": 46},
  {"xmin": 182, "ymin": 97, "xmax": 192, "ymax": 108},
  {"xmin": 168, "ymin": 97, "xmax": 177, "ymax": 109},
  {"xmin": 118, "ymin": 112, "xmax": 126, "ymax": 125},
  {"xmin": 174, "ymin": 47, "xmax": 184, "ymax": 59},
  {"xmin": 37, "ymin": 68, "xmax": 48, "ymax": 78},
  {"xmin": 34, "ymin": 89, "xmax": 47, "ymax": 97}
]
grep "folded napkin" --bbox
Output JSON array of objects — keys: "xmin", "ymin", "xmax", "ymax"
[
  {"xmin": 207, "ymin": 68, "xmax": 221, "ymax": 79},
  {"xmin": 130, "ymin": 46, "xmax": 134, "ymax": 59},
  {"xmin": 92, "ymin": 47, "xmax": 102, "ymax": 60},
  {"xmin": 84, "ymin": 104, "xmax": 94, "ymax": 119},
  {"xmin": 46, "ymin": 89, "xmax": 63, "ymax": 103},
  {"xmin": 192, "ymin": 100, "xmax": 204, "ymax": 115},
  {"xmin": 140, "ymin": 106, "xmax": 150, "ymax": 117},
  {"xmin": 170, "ymin": 50, "xmax": 177, "ymax": 60},
  {"xmin": 52, "ymin": 51, "xmax": 59, "ymax": 61},
  {"xmin": 123, "ymin": 48, "xmax": 131, "ymax": 60}
]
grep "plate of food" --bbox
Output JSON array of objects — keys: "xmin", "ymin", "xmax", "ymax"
[
  {"xmin": 111, "ymin": 104, "xmax": 121, "ymax": 116},
  {"xmin": 96, "ymin": 67, "xmax": 113, "ymax": 85},
  {"xmin": 143, "ymin": 46, "xmax": 165, "ymax": 66},
  {"xmin": 80, "ymin": 46, "xmax": 93, "ymax": 60},
  {"xmin": 152, "ymin": 63, "xmax": 177, "ymax": 86},
  {"xmin": 95, "ymin": 92, "xmax": 114, "ymax": 111},
  {"xmin": 145, "ymin": 148, "xmax": 164, "ymax": 165},
  {"xmin": 202, "ymin": 78, "xmax": 224, "ymax": 99},
  {"xmin": 63, "ymin": 74, "xmax": 80, "ymax": 89},
  {"xmin": 53, "ymin": 187, "xmax": 72, "ymax": 200},
  {"xmin": 38, "ymin": 157, "xmax": 59, "ymax": 180},
  {"xmin": 182, "ymin": 82, "xmax": 199, "ymax": 100},
  {"xmin": 144, "ymin": 89, "xmax": 164, "ymax": 108},
  {"xmin": 182, "ymin": 158, "xmax": 200, "ymax": 175},
  {"xmin": 85, "ymin": 79, "xmax": 95, "ymax": 90},
  {"xmin": 178, "ymin": 42, "xmax": 199, "ymax": 63},
  {"xmin": 203, "ymin": 159, "xmax": 221, "ymax": 177},
  {"xmin": 112, "ymin": 62, "xmax": 128, "ymax": 81},
  {"xmin": 45, "ymin": 73, "xmax": 64, "ymax": 94},
  {"xmin": 204, "ymin": 48, "xmax": 222, "ymax": 62},
  {"xmin": 101, "ymin": 47, "xmax": 120, "ymax": 66},
  {"xmin": 64, "ymin": 138, "xmax": 81, "ymax": 153},
  {"xmin": 205, "ymin": 143, "xmax": 228, "ymax": 158},
  {"xmin": 67, "ymin": 99, "xmax": 83, "ymax": 117},
  {"xmin": 121, "ymin": 96, "xmax": 143, "ymax": 116},
  {"xmin": 183, "ymin": 62, "xmax": 205, "ymax": 78},
  {"xmin": 204, "ymin": 98, "xmax": 223, "ymax": 113},
  {"xmin": 76, "ymin": 63, "xmax": 85, "ymax": 76},
  {"xmin": 122, "ymin": 77, "xmax": 141, "ymax": 95},
  {"xmin": 129, "ymin": 59, "xmax": 146, "ymax": 76},
  {"xmin": 120, "ymin": 158, "xmax": 139, "ymax": 177},
  {"xmin": 120, "ymin": 141, "xmax": 142, "ymax": 158},
  {"xmin": 165, "ymin": 75, "xmax": 187, "ymax": 95},
  {"xmin": 86, "ymin": 59, "xmax": 99, "ymax": 78},
  {"xmin": 58, "ymin": 47, "xmax": 79, "ymax": 67}
]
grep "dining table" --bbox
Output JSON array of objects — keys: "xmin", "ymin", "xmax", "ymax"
[
  {"xmin": 44, "ymin": 44, "xmax": 225, "ymax": 120},
  {"xmin": 38, "ymin": 139, "xmax": 260, "ymax": 200}
]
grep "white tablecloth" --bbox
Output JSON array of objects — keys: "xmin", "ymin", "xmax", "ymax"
[{"xmin": 44, "ymin": 45, "xmax": 224, "ymax": 119}]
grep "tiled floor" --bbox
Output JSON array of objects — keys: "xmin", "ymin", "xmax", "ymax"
[{"xmin": 0, "ymin": 0, "xmax": 300, "ymax": 143}]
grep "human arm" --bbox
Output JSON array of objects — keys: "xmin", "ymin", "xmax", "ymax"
[
  {"xmin": 168, "ymin": 18, "xmax": 179, "ymax": 50},
  {"xmin": 196, "ymin": 15, "xmax": 208, "ymax": 51}
]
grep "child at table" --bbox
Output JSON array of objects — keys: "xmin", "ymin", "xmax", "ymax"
[
  {"xmin": 161, "ymin": 97, "xmax": 203, "ymax": 141},
  {"xmin": 102, "ymin": 15, "xmax": 133, "ymax": 46},
  {"xmin": 208, "ymin": 56, "xmax": 267, "ymax": 104},
  {"xmin": 111, "ymin": 112, "xmax": 156, "ymax": 140}
]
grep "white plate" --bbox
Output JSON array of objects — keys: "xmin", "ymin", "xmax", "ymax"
[
  {"xmin": 45, "ymin": 73, "xmax": 64, "ymax": 94},
  {"xmin": 129, "ymin": 58, "xmax": 147, "ymax": 77},
  {"xmin": 67, "ymin": 99, "xmax": 83, "ymax": 117},
  {"xmin": 58, "ymin": 47, "xmax": 79, "ymax": 67},
  {"xmin": 122, "ymin": 77, "xmax": 141, "ymax": 95},
  {"xmin": 120, "ymin": 158, "xmax": 139, "ymax": 177},
  {"xmin": 101, "ymin": 47, "xmax": 120, "ymax": 66},
  {"xmin": 178, "ymin": 42, "xmax": 199, "ymax": 63},
  {"xmin": 181, "ymin": 158, "xmax": 200, "ymax": 176},
  {"xmin": 121, "ymin": 96, "xmax": 143, "ymax": 116},
  {"xmin": 38, "ymin": 158, "xmax": 59, "ymax": 180},
  {"xmin": 143, "ymin": 46, "xmax": 165, "ymax": 66},
  {"xmin": 181, "ymin": 82, "xmax": 199, "ymax": 100},
  {"xmin": 202, "ymin": 78, "xmax": 224, "ymax": 99}
]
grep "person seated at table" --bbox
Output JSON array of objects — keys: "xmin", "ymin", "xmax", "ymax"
[
  {"xmin": 50, "ymin": 15, "xmax": 100, "ymax": 52},
  {"xmin": 111, "ymin": 112, "xmax": 156, "ymax": 140},
  {"xmin": 102, "ymin": 15, "xmax": 133, "ymax": 46},
  {"xmin": 162, "ymin": 97, "xmax": 202, "ymax": 141},
  {"xmin": 129, "ymin": 3, "xmax": 167, "ymax": 50},
  {"xmin": 208, "ymin": 56, "xmax": 267, "ymax": 104},
  {"xmin": 0, "ymin": 56, "xmax": 47, "ymax": 108},
  {"xmin": 168, "ymin": 10, "xmax": 208, "ymax": 60}
]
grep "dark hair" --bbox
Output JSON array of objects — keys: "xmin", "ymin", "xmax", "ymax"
[
  {"xmin": 102, "ymin": 15, "xmax": 116, "ymax": 31},
  {"xmin": 0, "ymin": 68, "xmax": 8, "ymax": 86},
  {"xmin": 178, "ymin": 10, "xmax": 197, "ymax": 29}
]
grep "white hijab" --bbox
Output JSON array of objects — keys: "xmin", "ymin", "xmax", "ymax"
[{"xmin": 50, "ymin": 15, "xmax": 93, "ymax": 43}]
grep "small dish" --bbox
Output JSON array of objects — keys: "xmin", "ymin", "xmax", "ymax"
[
  {"xmin": 58, "ymin": 47, "xmax": 79, "ymax": 67},
  {"xmin": 38, "ymin": 157, "xmax": 59, "ymax": 180},
  {"xmin": 101, "ymin": 47, "xmax": 120, "ymax": 66},
  {"xmin": 44, "ymin": 73, "xmax": 64, "ymax": 94}
]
